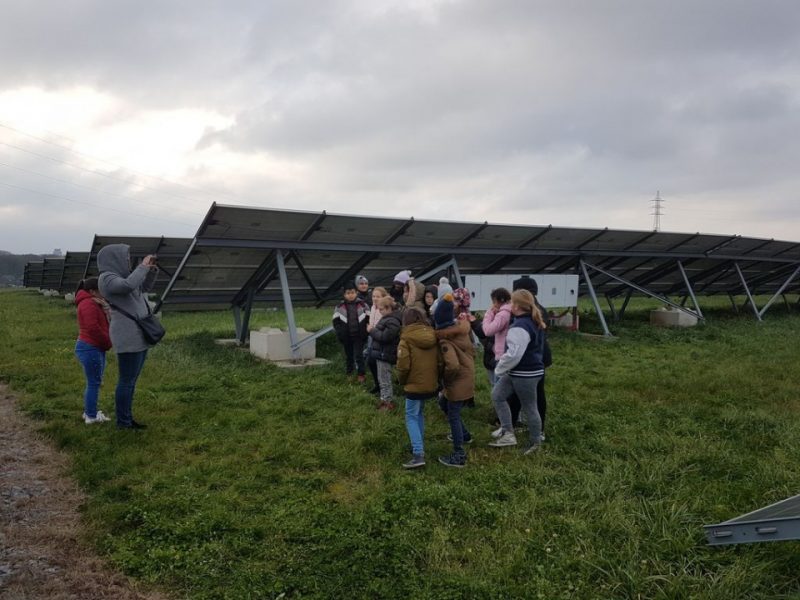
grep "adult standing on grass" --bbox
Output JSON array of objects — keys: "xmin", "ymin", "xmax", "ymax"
[
  {"xmin": 74, "ymin": 277, "xmax": 112, "ymax": 424},
  {"xmin": 97, "ymin": 244, "xmax": 158, "ymax": 430}
]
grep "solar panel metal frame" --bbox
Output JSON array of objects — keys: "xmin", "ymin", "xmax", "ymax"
[
  {"xmin": 705, "ymin": 494, "xmax": 800, "ymax": 545},
  {"xmin": 159, "ymin": 203, "xmax": 800, "ymax": 342},
  {"xmin": 25, "ymin": 261, "xmax": 44, "ymax": 288}
]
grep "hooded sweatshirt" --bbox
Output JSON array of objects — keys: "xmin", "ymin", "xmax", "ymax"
[
  {"xmin": 97, "ymin": 244, "xmax": 158, "ymax": 354},
  {"xmin": 482, "ymin": 302, "xmax": 513, "ymax": 360},
  {"xmin": 75, "ymin": 289, "xmax": 112, "ymax": 351},
  {"xmin": 396, "ymin": 322, "xmax": 440, "ymax": 398}
]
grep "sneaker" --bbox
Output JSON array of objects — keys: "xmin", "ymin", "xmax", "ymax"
[
  {"xmin": 83, "ymin": 413, "xmax": 101, "ymax": 424},
  {"xmin": 357, "ymin": 375, "xmax": 366, "ymax": 384},
  {"xmin": 490, "ymin": 426, "xmax": 504, "ymax": 439},
  {"xmin": 540, "ymin": 432, "xmax": 546, "ymax": 442},
  {"xmin": 369, "ymin": 386, "xmax": 380, "ymax": 395},
  {"xmin": 377, "ymin": 401, "xmax": 396, "ymax": 412},
  {"xmin": 522, "ymin": 443, "xmax": 540, "ymax": 455},
  {"xmin": 402, "ymin": 454, "xmax": 426, "ymax": 469},
  {"xmin": 131, "ymin": 420, "xmax": 147, "ymax": 430},
  {"xmin": 94, "ymin": 410, "xmax": 110, "ymax": 423},
  {"xmin": 438, "ymin": 454, "xmax": 466, "ymax": 468},
  {"xmin": 447, "ymin": 433, "xmax": 473, "ymax": 444},
  {"xmin": 488, "ymin": 431, "xmax": 517, "ymax": 447}
]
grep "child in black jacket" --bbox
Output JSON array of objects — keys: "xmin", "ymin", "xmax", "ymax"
[
  {"xmin": 332, "ymin": 282, "xmax": 370, "ymax": 382},
  {"xmin": 369, "ymin": 296, "xmax": 403, "ymax": 410}
]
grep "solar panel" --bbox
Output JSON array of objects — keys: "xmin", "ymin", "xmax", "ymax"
[
  {"xmin": 58, "ymin": 251, "xmax": 90, "ymax": 294},
  {"xmin": 25, "ymin": 261, "xmax": 43, "ymax": 288},
  {"xmin": 40, "ymin": 257, "xmax": 66, "ymax": 290},
  {"xmin": 161, "ymin": 203, "xmax": 800, "ymax": 313}
]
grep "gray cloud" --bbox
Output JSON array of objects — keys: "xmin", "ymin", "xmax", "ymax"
[{"xmin": 2, "ymin": 0, "xmax": 800, "ymax": 252}]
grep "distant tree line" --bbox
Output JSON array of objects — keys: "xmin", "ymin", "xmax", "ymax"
[{"xmin": 0, "ymin": 251, "xmax": 45, "ymax": 287}]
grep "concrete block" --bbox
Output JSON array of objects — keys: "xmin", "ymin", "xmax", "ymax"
[
  {"xmin": 64, "ymin": 293, "xmax": 75, "ymax": 303},
  {"xmin": 650, "ymin": 307, "xmax": 698, "ymax": 328},
  {"xmin": 249, "ymin": 328, "xmax": 316, "ymax": 361}
]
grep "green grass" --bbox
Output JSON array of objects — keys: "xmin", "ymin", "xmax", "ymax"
[{"xmin": 1, "ymin": 289, "xmax": 800, "ymax": 599}]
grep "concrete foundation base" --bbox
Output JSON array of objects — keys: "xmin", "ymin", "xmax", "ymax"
[
  {"xmin": 650, "ymin": 307, "xmax": 698, "ymax": 328},
  {"xmin": 273, "ymin": 357, "xmax": 330, "ymax": 369},
  {"xmin": 249, "ymin": 327, "xmax": 316, "ymax": 361}
]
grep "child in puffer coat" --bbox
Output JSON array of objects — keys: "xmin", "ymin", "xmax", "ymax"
[
  {"xmin": 369, "ymin": 296, "xmax": 402, "ymax": 410},
  {"xmin": 396, "ymin": 308, "xmax": 441, "ymax": 469},
  {"xmin": 433, "ymin": 293, "xmax": 475, "ymax": 468}
]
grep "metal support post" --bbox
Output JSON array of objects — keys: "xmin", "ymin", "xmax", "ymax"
[
  {"xmin": 233, "ymin": 305, "xmax": 242, "ymax": 341},
  {"xmin": 276, "ymin": 251, "xmax": 300, "ymax": 360},
  {"xmin": 757, "ymin": 265, "xmax": 800, "ymax": 319},
  {"xmin": 734, "ymin": 262, "xmax": 762, "ymax": 321},
  {"xmin": 579, "ymin": 260, "xmax": 612, "ymax": 337},
  {"xmin": 237, "ymin": 287, "xmax": 256, "ymax": 345},
  {"xmin": 677, "ymin": 261, "xmax": 703, "ymax": 319},
  {"xmin": 605, "ymin": 294, "xmax": 618, "ymax": 321},
  {"xmin": 782, "ymin": 294, "xmax": 791, "ymax": 311},
  {"xmin": 728, "ymin": 292, "xmax": 739, "ymax": 314},
  {"xmin": 450, "ymin": 255, "xmax": 465, "ymax": 288},
  {"xmin": 618, "ymin": 289, "xmax": 633, "ymax": 321}
]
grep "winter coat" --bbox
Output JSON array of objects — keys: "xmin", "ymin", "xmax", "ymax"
[
  {"xmin": 368, "ymin": 304, "xmax": 382, "ymax": 331},
  {"xmin": 404, "ymin": 279, "xmax": 427, "ymax": 315},
  {"xmin": 435, "ymin": 319, "xmax": 475, "ymax": 402},
  {"xmin": 396, "ymin": 323, "xmax": 440, "ymax": 396},
  {"xmin": 482, "ymin": 303, "xmax": 512, "ymax": 360},
  {"xmin": 332, "ymin": 299, "xmax": 369, "ymax": 342},
  {"xmin": 75, "ymin": 290, "xmax": 112, "ymax": 351},
  {"xmin": 369, "ymin": 310, "xmax": 402, "ymax": 364},
  {"xmin": 471, "ymin": 317, "xmax": 496, "ymax": 371},
  {"xmin": 97, "ymin": 244, "xmax": 158, "ymax": 354}
]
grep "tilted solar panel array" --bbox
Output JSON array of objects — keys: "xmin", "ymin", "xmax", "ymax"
[{"xmin": 159, "ymin": 203, "xmax": 800, "ymax": 309}]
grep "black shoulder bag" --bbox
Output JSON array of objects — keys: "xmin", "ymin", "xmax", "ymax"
[{"xmin": 109, "ymin": 300, "xmax": 166, "ymax": 345}]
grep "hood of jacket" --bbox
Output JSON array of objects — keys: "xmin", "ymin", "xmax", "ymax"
[
  {"xmin": 75, "ymin": 289, "xmax": 94, "ymax": 306},
  {"xmin": 401, "ymin": 322, "xmax": 437, "ymax": 349},
  {"xmin": 97, "ymin": 244, "xmax": 131, "ymax": 277}
]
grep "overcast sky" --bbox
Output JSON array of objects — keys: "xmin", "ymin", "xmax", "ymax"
[{"xmin": 1, "ymin": 0, "xmax": 799, "ymax": 253}]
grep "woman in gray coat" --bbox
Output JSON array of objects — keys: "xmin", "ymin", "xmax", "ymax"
[{"xmin": 97, "ymin": 244, "xmax": 158, "ymax": 429}]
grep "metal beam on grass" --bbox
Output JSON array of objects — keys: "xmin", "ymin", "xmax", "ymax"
[
  {"xmin": 583, "ymin": 261, "xmax": 703, "ymax": 321},
  {"xmin": 677, "ymin": 260, "xmax": 703, "ymax": 319},
  {"xmin": 579, "ymin": 260, "xmax": 612, "ymax": 337},
  {"xmin": 734, "ymin": 262, "xmax": 761, "ymax": 321}
]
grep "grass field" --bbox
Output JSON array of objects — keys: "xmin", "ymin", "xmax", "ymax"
[{"xmin": 1, "ymin": 289, "xmax": 799, "ymax": 599}]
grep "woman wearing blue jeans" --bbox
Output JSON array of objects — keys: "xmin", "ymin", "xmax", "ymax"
[
  {"xmin": 74, "ymin": 278, "xmax": 112, "ymax": 424},
  {"xmin": 97, "ymin": 244, "xmax": 159, "ymax": 430}
]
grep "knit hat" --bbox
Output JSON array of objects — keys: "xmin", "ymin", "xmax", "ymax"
[
  {"xmin": 433, "ymin": 293, "xmax": 456, "ymax": 329},
  {"xmin": 513, "ymin": 276, "xmax": 538, "ymax": 295},
  {"xmin": 355, "ymin": 274, "xmax": 369, "ymax": 285},
  {"xmin": 343, "ymin": 280, "xmax": 357, "ymax": 292},
  {"xmin": 452, "ymin": 287, "xmax": 471, "ymax": 311},
  {"xmin": 437, "ymin": 277, "xmax": 453, "ymax": 299},
  {"xmin": 393, "ymin": 270, "xmax": 411, "ymax": 285}
]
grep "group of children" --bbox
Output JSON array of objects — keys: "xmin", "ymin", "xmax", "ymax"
[{"xmin": 332, "ymin": 270, "xmax": 550, "ymax": 469}]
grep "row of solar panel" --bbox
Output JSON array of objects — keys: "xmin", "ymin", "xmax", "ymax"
[{"xmin": 23, "ymin": 203, "xmax": 800, "ymax": 309}]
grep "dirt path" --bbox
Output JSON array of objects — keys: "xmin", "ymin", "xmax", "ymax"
[{"xmin": 0, "ymin": 384, "xmax": 167, "ymax": 600}]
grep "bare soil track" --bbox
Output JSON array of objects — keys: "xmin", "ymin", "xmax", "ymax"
[{"xmin": 0, "ymin": 383, "xmax": 166, "ymax": 600}]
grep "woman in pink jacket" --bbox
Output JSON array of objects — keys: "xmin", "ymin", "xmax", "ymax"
[{"xmin": 481, "ymin": 287, "xmax": 512, "ymax": 386}]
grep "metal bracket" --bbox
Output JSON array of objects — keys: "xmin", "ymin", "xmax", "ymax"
[{"xmin": 734, "ymin": 262, "xmax": 761, "ymax": 321}]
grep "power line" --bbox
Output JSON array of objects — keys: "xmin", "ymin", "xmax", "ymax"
[
  {"xmin": 0, "ymin": 160, "xmax": 206, "ymax": 218},
  {"xmin": 0, "ymin": 180, "xmax": 195, "ymax": 226},
  {"xmin": 0, "ymin": 120, "xmax": 242, "ymax": 202},
  {"xmin": 0, "ymin": 141, "xmax": 204, "ymax": 204}
]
